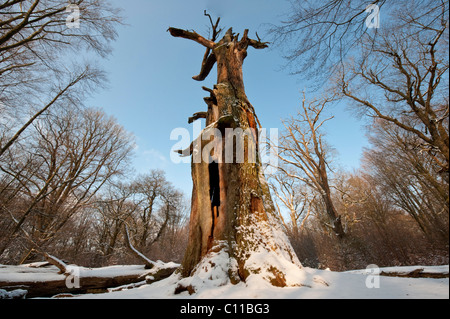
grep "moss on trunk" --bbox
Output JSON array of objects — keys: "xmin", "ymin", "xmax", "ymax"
[{"xmin": 170, "ymin": 22, "xmax": 303, "ymax": 288}]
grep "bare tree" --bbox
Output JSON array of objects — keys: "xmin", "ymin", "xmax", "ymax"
[
  {"xmin": 147, "ymin": 185, "xmax": 184, "ymax": 250},
  {"xmin": 270, "ymin": 0, "xmax": 449, "ymax": 173},
  {"xmin": 338, "ymin": 22, "xmax": 449, "ymax": 173},
  {"xmin": 156, "ymin": 197, "xmax": 189, "ymax": 263},
  {"xmin": 268, "ymin": 167, "xmax": 316, "ymax": 237},
  {"xmin": 131, "ymin": 170, "xmax": 168, "ymax": 250},
  {"xmin": 269, "ymin": 1, "xmax": 447, "ymax": 77},
  {"xmin": 0, "ymin": 65, "xmax": 104, "ymax": 158},
  {"xmin": 0, "ymin": 0, "xmax": 122, "ymax": 157},
  {"xmin": 129, "ymin": 172, "xmax": 184, "ymax": 248},
  {"xmin": 269, "ymin": 0, "xmax": 389, "ymax": 78},
  {"xmin": 268, "ymin": 0, "xmax": 448, "ymax": 266},
  {"xmin": 362, "ymin": 120, "xmax": 449, "ymax": 245},
  {"xmin": 91, "ymin": 171, "xmax": 187, "ymax": 265},
  {"xmin": 0, "ymin": 0, "xmax": 121, "ymax": 91},
  {"xmin": 93, "ymin": 181, "xmax": 138, "ymax": 261},
  {"xmin": 276, "ymin": 94, "xmax": 345, "ymax": 237},
  {"xmin": 0, "ymin": 106, "xmax": 134, "ymax": 262},
  {"xmin": 130, "ymin": 173, "xmax": 186, "ymax": 262}
]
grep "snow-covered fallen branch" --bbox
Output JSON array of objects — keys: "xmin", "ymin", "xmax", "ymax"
[
  {"xmin": 0, "ymin": 263, "xmax": 179, "ymax": 298},
  {"xmin": 43, "ymin": 253, "xmax": 68, "ymax": 274},
  {"xmin": 346, "ymin": 265, "xmax": 449, "ymax": 278},
  {"xmin": 124, "ymin": 224, "xmax": 155, "ymax": 269}
]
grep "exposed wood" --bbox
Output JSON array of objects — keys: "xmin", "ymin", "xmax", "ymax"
[
  {"xmin": 167, "ymin": 27, "xmax": 214, "ymax": 49},
  {"xmin": 169, "ymin": 14, "xmax": 302, "ymax": 288},
  {"xmin": 188, "ymin": 112, "xmax": 208, "ymax": 124},
  {"xmin": 202, "ymin": 86, "xmax": 215, "ymax": 95},
  {"xmin": 43, "ymin": 253, "xmax": 68, "ymax": 274},
  {"xmin": 193, "ymin": 53, "xmax": 217, "ymax": 81}
]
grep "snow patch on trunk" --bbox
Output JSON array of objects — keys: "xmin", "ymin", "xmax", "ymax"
[
  {"xmin": 176, "ymin": 241, "xmax": 238, "ymax": 293},
  {"xmin": 236, "ymin": 213, "xmax": 323, "ymax": 288}
]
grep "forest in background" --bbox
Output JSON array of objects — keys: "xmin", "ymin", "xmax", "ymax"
[
  {"xmin": 267, "ymin": 0, "xmax": 449, "ymax": 270},
  {"xmin": 0, "ymin": 0, "xmax": 448, "ymax": 271}
]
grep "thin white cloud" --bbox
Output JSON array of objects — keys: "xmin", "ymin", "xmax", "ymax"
[{"xmin": 142, "ymin": 148, "xmax": 167, "ymax": 164}]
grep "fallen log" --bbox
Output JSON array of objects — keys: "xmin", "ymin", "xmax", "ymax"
[
  {"xmin": 0, "ymin": 264, "xmax": 178, "ymax": 298},
  {"xmin": 380, "ymin": 268, "xmax": 449, "ymax": 279}
]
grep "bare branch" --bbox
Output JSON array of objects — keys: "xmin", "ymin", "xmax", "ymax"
[{"xmin": 167, "ymin": 27, "xmax": 215, "ymax": 49}]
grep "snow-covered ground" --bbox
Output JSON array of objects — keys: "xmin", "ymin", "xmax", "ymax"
[
  {"xmin": 1, "ymin": 263, "xmax": 448, "ymax": 299},
  {"xmin": 74, "ymin": 265, "xmax": 448, "ymax": 299}
]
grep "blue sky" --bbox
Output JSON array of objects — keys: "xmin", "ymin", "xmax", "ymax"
[{"xmin": 86, "ymin": 0, "xmax": 369, "ymax": 195}]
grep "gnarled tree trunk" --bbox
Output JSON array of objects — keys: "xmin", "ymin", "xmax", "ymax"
[{"xmin": 168, "ymin": 14, "xmax": 307, "ymax": 290}]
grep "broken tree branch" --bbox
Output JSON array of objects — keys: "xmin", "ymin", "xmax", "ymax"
[
  {"xmin": 192, "ymin": 53, "xmax": 217, "ymax": 81},
  {"xmin": 204, "ymin": 10, "xmax": 222, "ymax": 42},
  {"xmin": 43, "ymin": 253, "xmax": 68, "ymax": 274},
  {"xmin": 167, "ymin": 27, "xmax": 214, "ymax": 49},
  {"xmin": 124, "ymin": 224, "xmax": 155, "ymax": 269},
  {"xmin": 188, "ymin": 112, "xmax": 208, "ymax": 124}
]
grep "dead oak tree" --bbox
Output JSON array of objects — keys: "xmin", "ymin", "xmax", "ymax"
[{"xmin": 168, "ymin": 13, "xmax": 305, "ymax": 289}]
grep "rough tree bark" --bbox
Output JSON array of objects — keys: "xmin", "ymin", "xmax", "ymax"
[{"xmin": 168, "ymin": 13, "xmax": 306, "ymax": 290}]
